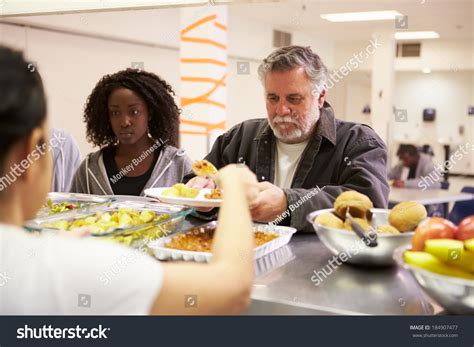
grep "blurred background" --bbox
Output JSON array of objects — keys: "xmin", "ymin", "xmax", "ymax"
[{"xmin": 0, "ymin": 0, "xmax": 472, "ymax": 195}]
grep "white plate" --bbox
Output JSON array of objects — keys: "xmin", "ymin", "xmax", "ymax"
[
  {"xmin": 144, "ymin": 187, "xmax": 222, "ymax": 208},
  {"xmin": 148, "ymin": 223, "xmax": 297, "ymax": 262}
]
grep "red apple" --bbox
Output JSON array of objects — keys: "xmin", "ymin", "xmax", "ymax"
[
  {"xmin": 412, "ymin": 217, "xmax": 457, "ymax": 251},
  {"xmin": 455, "ymin": 216, "xmax": 474, "ymax": 241}
]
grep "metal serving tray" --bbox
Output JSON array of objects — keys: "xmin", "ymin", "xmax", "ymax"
[{"xmin": 149, "ymin": 222, "xmax": 297, "ymax": 262}]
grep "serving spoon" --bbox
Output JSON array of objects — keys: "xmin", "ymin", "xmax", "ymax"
[{"xmin": 345, "ymin": 210, "xmax": 378, "ymax": 247}]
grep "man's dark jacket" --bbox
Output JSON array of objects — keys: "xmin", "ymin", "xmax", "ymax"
[{"xmin": 185, "ymin": 102, "xmax": 389, "ymax": 232}]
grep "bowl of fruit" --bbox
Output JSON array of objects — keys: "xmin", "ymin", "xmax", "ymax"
[
  {"xmin": 308, "ymin": 191, "xmax": 428, "ymax": 266},
  {"xmin": 394, "ymin": 216, "xmax": 474, "ymax": 314}
]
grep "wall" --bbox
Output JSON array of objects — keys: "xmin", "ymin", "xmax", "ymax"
[
  {"xmin": 335, "ymin": 39, "xmax": 474, "ymax": 72},
  {"xmin": 0, "ymin": 5, "xmax": 336, "ymax": 160},
  {"xmin": 393, "ymin": 71, "xmax": 474, "ymax": 175},
  {"xmin": 332, "ymin": 70, "xmax": 474, "ymax": 174}
]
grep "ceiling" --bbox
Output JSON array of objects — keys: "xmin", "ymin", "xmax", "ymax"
[
  {"xmin": 230, "ymin": 0, "xmax": 474, "ymax": 41},
  {"xmin": 3, "ymin": 0, "xmax": 472, "ymax": 43}
]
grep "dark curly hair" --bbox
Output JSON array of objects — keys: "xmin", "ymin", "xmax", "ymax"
[
  {"xmin": 0, "ymin": 46, "xmax": 46, "ymax": 174},
  {"xmin": 84, "ymin": 68, "xmax": 180, "ymax": 148}
]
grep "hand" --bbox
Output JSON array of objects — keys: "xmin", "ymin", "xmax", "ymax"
[
  {"xmin": 216, "ymin": 164, "xmax": 259, "ymax": 204},
  {"xmin": 186, "ymin": 177, "xmax": 216, "ymax": 212},
  {"xmin": 249, "ymin": 181, "xmax": 288, "ymax": 223},
  {"xmin": 392, "ymin": 180, "xmax": 406, "ymax": 188},
  {"xmin": 186, "ymin": 176, "xmax": 216, "ymax": 189}
]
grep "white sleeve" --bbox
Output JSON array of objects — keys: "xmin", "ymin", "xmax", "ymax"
[{"xmin": 34, "ymin": 235, "xmax": 163, "ymax": 315}]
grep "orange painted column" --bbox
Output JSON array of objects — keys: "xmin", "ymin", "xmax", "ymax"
[{"xmin": 179, "ymin": 7, "xmax": 228, "ymax": 159}]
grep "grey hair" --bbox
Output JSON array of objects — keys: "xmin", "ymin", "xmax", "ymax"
[{"xmin": 257, "ymin": 46, "xmax": 328, "ymax": 96}]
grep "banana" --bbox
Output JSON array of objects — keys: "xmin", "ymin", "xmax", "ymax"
[
  {"xmin": 403, "ymin": 251, "xmax": 474, "ymax": 280},
  {"xmin": 465, "ymin": 239, "xmax": 474, "ymax": 253},
  {"xmin": 424, "ymin": 239, "xmax": 474, "ymax": 273}
]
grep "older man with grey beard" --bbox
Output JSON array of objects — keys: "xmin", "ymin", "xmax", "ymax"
[{"xmin": 185, "ymin": 45, "xmax": 389, "ymax": 232}]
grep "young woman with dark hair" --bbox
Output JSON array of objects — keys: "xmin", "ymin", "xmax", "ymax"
[{"xmin": 71, "ymin": 69, "xmax": 191, "ymax": 196}]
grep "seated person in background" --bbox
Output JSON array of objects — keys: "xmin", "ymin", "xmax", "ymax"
[
  {"xmin": 389, "ymin": 144, "xmax": 441, "ymax": 189},
  {"xmin": 185, "ymin": 45, "xmax": 389, "ymax": 232},
  {"xmin": 0, "ymin": 45, "xmax": 258, "ymax": 314},
  {"xmin": 71, "ymin": 69, "xmax": 192, "ymax": 196},
  {"xmin": 421, "ymin": 144, "xmax": 434, "ymax": 157},
  {"xmin": 50, "ymin": 128, "xmax": 81, "ymax": 192}
]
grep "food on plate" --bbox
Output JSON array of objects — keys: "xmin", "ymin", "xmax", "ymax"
[
  {"xmin": 165, "ymin": 227, "xmax": 278, "ymax": 252},
  {"xmin": 253, "ymin": 232, "xmax": 278, "ymax": 246},
  {"xmin": 377, "ymin": 224, "xmax": 400, "ymax": 235},
  {"xmin": 45, "ymin": 199, "xmax": 80, "ymax": 214},
  {"xmin": 455, "ymin": 215, "xmax": 474, "ymax": 241},
  {"xmin": 424, "ymin": 239, "xmax": 474, "ymax": 273},
  {"xmin": 334, "ymin": 191, "xmax": 373, "ymax": 219},
  {"xmin": 403, "ymin": 251, "xmax": 474, "ymax": 280},
  {"xmin": 192, "ymin": 160, "xmax": 218, "ymax": 177},
  {"xmin": 388, "ymin": 201, "xmax": 427, "ymax": 232},
  {"xmin": 411, "ymin": 217, "xmax": 457, "ymax": 251},
  {"xmin": 204, "ymin": 188, "xmax": 222, "ymax": 200},
  {"xmin": 314, "ymin": 212, "xmax": 344, "ymax": 229},
  {"xmin": 41, "ymin": 208, "xmax": 170, "ymax": 244},
  {"xmin": 162, "ymin": 183, "xmax": 199, "ymax": 198},
  {"xmin": 343, "ymin": 218, "xmax": 371, "ymax": 232}
]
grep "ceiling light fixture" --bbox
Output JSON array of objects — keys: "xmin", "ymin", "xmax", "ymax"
[
  {"xmin": 395, "ymin": 31, "xmax": 440, "ymax": 40},
  {"xmin": 320, "ymin": 10, "xmax": 403, "ymax": 22}
]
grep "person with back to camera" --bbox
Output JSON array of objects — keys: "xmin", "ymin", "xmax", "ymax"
[{"xmin": 0, "ymin": 45, "xmax": 259, "ymax": 315}]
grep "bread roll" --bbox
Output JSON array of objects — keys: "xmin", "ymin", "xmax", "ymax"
[
  {"xmin": 314, "ymin": 212, "xmax": 344, "ymax": 229},
  {"xmin": 334, "ymin": 191, "xmax": 373, "ymax": 219},
  {"xmin": 388, "ymin": 201, "xmax": 427, "ymax": 232},
  {"xmin": 344, "ymin": 218, "xmax": 371, "ymax": 232},
  {"xmin": 377, "ymin": 224, "xmax": 400, "ymax": 235}
]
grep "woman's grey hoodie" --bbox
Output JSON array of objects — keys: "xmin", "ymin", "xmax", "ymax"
[{"xmin": 70, "ymin": 144, "xmax": 192, "ymax": 196}]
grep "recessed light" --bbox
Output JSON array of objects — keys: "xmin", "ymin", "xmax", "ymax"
[
  {"xmin": 395, "ymin": 31, "xmax": 440, "ymax": 40},
  {"xmin": 320, "ymin": 10, "xmax": 403, "ymax": 22},
  {"xmin": 422, "ymin": 68, "xmax": 431, "ymax": 74}
]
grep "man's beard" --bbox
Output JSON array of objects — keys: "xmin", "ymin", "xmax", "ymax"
[{"xmin": 269, "ymin": 107, "xmax": 320, "ymax": 143}]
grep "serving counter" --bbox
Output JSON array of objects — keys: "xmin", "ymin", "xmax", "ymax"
[
  {"xmin": 164, "ymin": 216, "xmax": 443, "ymax": 315},
  {"xmin": 244, "ymin": 234, "xmax": 442, "ymax": 315}
]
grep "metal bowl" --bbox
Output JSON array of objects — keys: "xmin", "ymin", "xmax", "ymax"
[
  {"xmin": 307, "ymin": 208, "xmax": 414, "ymax": 266},
  {"xmin": 394, "ymin": 246, "xmax": 474, "ymax": 314}
]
